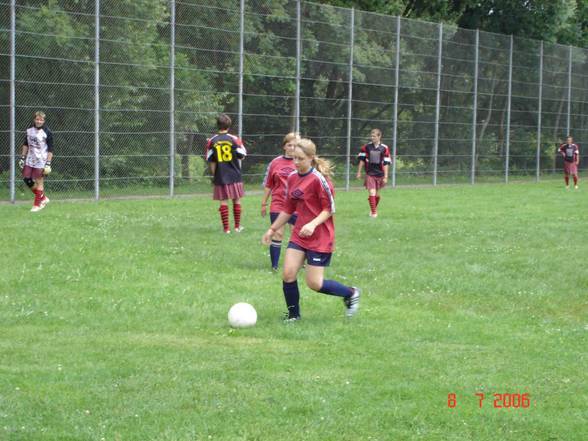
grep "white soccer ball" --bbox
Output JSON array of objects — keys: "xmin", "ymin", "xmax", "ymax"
[{"xmin": 228, "ymin": 302, "xmax": 257, "ymax": 328}]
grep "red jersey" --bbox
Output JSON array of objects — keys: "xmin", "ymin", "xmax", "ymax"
[
  {"xmin": 357, "ymin": 143, "xmax": 391, "ymax": 177},
  {"xmin": 559, "ymin": 143, "xmax": 579, "ymax": 163},
  {"xmin": 206, "ymin": 131, "xmax": 247, "ymax": 185},
  {"xmin": 283, "ymin": 168, "xmax": 336, "ymax": 253},
  {"xmin": 263, "ymin": 155, "xmax": 296, "ymax": 212}
]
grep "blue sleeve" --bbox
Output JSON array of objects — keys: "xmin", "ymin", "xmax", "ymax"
[{"xmin": 46, "ymin": 128, "xmax": 54, "ymax": 152}]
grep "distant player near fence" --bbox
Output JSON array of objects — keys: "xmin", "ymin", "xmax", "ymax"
[
  {"xmin": 356, "ymin": 128, "xmax": 391, "ymax": 218},
  {"xmin": 205, "ymin": 113, "xmax": 247, "ymax": 233},
  {"xmin": 19, "ymin": 111, "xmax": 53, "ymax": 212},
  {"xmin": 558, "ymin": 136, "xmax": 580, "ymax": 190}
]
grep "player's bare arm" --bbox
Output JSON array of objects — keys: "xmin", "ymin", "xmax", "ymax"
[
  {"xmin": 261, "ymin": 187, "xmax": 271, "ymax": 217},
  {"xmin": 262, "ymin": 211, "xmax": 292, "ymax": 244},
  {"xmin": 356, "ymin": 161, "xmax": 364, "ymax": 179}
]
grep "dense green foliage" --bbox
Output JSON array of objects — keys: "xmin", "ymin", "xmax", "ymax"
[
  {"xmin": 327, "ymin": 0, "xmax": 588, "ymax": 47},
  {"xmin": 1, "ymin": 182, "xmax": 587, "ymax": 440},
  {"xmin": 0, "ymin": 0, "xmax": 586, "ymax": 199}
]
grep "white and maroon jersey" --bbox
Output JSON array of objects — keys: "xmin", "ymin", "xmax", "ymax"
[
  {"xmin": 357, "ymin": 142, "xmax": 391, "ymax": 177},
  {"xmin": 263, "ymin": 155, "xmax": 296, "ymax": 212},
  {"xmin": 206, "ymin": 131, "xmax": 247, "ymax": 185},
  {"xmin": 283, "ymin": 168, "xmax": 336, "ymax": 253},
  {"xmin": 559, "ymin": 143, "xmax": 579, "ymax": 163},
  {"xmin": 24, "ymin": 125, "xmax": 53, "ymax": 169}
]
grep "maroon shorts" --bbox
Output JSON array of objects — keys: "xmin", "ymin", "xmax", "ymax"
[
  {"xmin": 365, "ymin": 175, "xmax": 385, "ymax": 190},
  {"xmin": 564, "ymin": 162, "xmax": 578, "ymax": 175},
  {"xmin": 22, "ymin": 165, "xmax": 44, "ymax": 179},
  {"xmin": 213, "ymin": 182, "xmax": 245, "ymax": 200}
]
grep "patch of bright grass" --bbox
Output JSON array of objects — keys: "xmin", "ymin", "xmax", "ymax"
[{"xmin": 0, "ymin": 182, "xmax": 586, "ymax": 440}]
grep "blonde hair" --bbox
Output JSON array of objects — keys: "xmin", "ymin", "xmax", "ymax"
[
  {"xmin": 282, "ymin": 132, "xmax": 300, "ymax": 146},
  {"xmin": 34, "ymin": 111, "xmax": 46, "ymax": 119},
  {"xmin": 296, "ymin": 138, "xmax": 334, "ymax": 178}
]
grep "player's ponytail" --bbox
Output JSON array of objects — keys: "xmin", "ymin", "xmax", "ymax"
[{"xmin": 297, "ymin": 138, "xmax": 334, "ymax": 179}]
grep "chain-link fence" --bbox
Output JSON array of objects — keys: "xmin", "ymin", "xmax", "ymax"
[{"xmin": 1, "ymin": 0, "xmax": 587, "ymax": 202}]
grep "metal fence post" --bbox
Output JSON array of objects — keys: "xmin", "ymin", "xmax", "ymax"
[
  {"xmin": 238, "ymin": 0, "xmax": 244, "ymax": 138},
  {"xmin": 9, "ymin": 0, "xmax": 16, "ymax": 203},
  {"xmin": 471, "ymin": 29, "xmax": 479, "ymax": 185},
  {"xmin": 536, "ymin": 41, "xmax": 543, "ymax": 182},
  {"xmin": 295, "ymin": 0, "xmax": 301, "ymax": 133},
  {"xmin": 344, "ymin": 8, "xmax": 355, "ymax": 191},
  {"xmin": 94, "ymin": 0, "xmax": 100, "ymax": 200},
  {"xmin": 566, "ymin": 45, "xmax": 572, "ymax": 135},
  {"xmin": 505, "ymin": 34, "xmax": 513, "ymax": 183},
  {"xmin": 433, "ymin": 23, "xmax": 442, "ymax": 186},
  {"xmin": 169, "ymin": 0, "xmax": 175, "ymax": 197},
  {"xmin": 391, "ymin": 16, "xmax": 400, "ymax": 188}
]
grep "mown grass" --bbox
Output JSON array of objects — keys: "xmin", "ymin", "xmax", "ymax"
[{"xmin": 0, "ymin": 182, "xmax": 586, "ymax": 441}]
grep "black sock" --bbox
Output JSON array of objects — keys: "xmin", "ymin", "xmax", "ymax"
[
  {"xmin": 319, "ymin": 279, "xmax": 353, "ymax": 297},
  {"xmin": 282, "ymin": 280, "xmax": 300, "ymax": 318}
]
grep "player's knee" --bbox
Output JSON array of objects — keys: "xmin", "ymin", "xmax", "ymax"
[
  {"xmin": 273, "ymin": 230, "xmax": 284, "ymax": 241},
  {"xmin": 306, "ymin": 276, "xmax": 322, "ymax": 292},
  {"xmin": 23, "ymin": 177, "xmax": 34, "ymax": 188},
  {"xmin": 282, "ymin": 268, "xmax": 298, "ymax": 282}
]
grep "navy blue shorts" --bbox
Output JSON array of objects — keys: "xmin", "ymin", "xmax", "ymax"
[
  {"xmin": 270, "ymin": 212, "xmax": 297, "ymax": 226},
  {"xmin": 287, "ymin": 241, "xmax": 332, "ymax": 267}
]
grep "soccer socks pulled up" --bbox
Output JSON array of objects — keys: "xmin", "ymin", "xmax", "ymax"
[
  {"xmin": 219, "ymin": 205, "xmax": 230, "ymax": 232},
  {"xmin": 233, "ymin": 203, "xmax": 242, "ymax": 229},
  {"xmin": 368, "ymin": 195, "xmax": 377, "ymax": 215},
  {"xmin": 270, "ymin": 240, "xmax": 282, "ymax": 269},
  {"xmin": 573, "ymin": 175, "xmax": 578, "ymax": 185},
  {"xmin": 319, "ymin": 279, "xmax": 353, "ymax": 298},
  {"xmin": 282, "ymin": 281, "xmax": 300, "ymax": 318},
  {"xmin": 33, "ymin": 189, "xmax": 43, "ymax": 207},
  {"xmin": 565, "ymin": 176, "xmax": 570, "ymax": 186}
]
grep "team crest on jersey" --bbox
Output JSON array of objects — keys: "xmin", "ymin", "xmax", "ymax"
[{"xmin": 291, "ymin": 188, "xmax": 304, "ymax": 199}]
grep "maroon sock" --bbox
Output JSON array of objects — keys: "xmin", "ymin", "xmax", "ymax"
[
  {"xmin": 33, "ymin": 189, "xmax": 42, "ymax": 206},
  {"xmin": 573, "ymin": 176, "xmax": 578, "ymax": 185},
  {"xmin": 368, "ymin": 196, "xmax": 377, "ymax": 214},
  {"xmin": 219, "ymin": 205, "xmax": 229, "ymax": 232},
  {"xmin": 565, "ymin": 176, "xmax": 569, "ymax": 185},
  {"xmin": 233, "ymin": 203, "xmax": 242, "ymax": 229}
]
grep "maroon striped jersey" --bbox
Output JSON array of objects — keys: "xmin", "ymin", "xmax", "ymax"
[
  {"xmin": 283, "ymin": 168, "xmax": 336, "ymax": 253},
  {"xmin": 357, "ymin": 143, "xmax": 391, "ymax": 177},
  {"xmin": 559, "ymin": 143, "xmax": 579, "ymax": 163}
]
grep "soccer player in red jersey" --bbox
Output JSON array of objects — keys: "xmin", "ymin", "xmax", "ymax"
[
  {"xmin": 559, "ymin": 136, "xmax": 580, "ymax": 190},
  {"xmin": 19, "ymin": 111, "xmax": 53, "ymax": 212},
  {"xmin": 262, "ymin": 138, "xmax": 360, "ymax": 321},
  {"xmin": 356, "ymin": 128, "xmax": 391, "ymax": 218},
  {"xmin": 261, "ymin": 132, "xmax": 299, "ymax": 271},
  {"xmin": 206, "ymin": 114, "xmax": 247, "ymax": 233}
]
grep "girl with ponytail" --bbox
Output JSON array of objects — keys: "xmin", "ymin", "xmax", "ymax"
[{"xmin": 262, "ymin": 138, "xmax": 360, "ymax": 321}]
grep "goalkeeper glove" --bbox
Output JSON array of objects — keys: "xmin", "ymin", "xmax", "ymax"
[
  {"xmin": 18, "ymin": 156, "xmax": 25, "ymax": 170},
  {"xmin": 43, "ymin": 161, "xmax": 52, "ymax": 175}
]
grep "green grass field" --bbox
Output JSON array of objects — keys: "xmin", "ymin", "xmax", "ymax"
[{"xmin": 1, "ymin": 182, "xmax": 586, "ymax": 441}]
